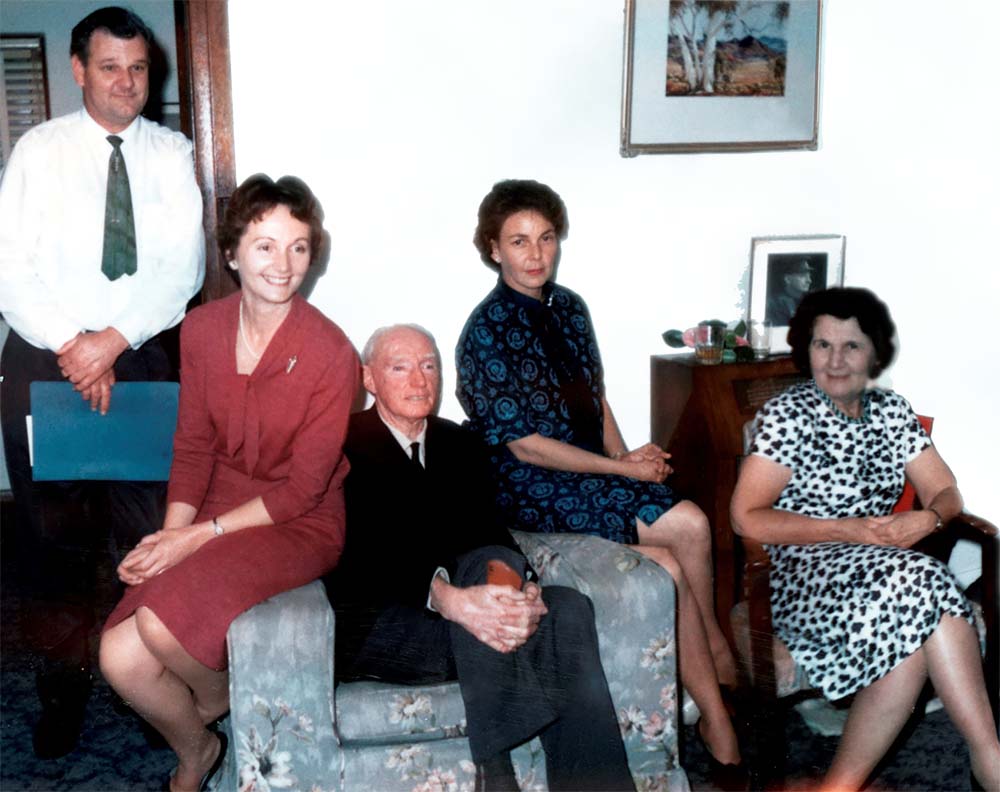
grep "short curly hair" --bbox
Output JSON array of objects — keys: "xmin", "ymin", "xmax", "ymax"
[
  {"xmin": 787, "ymin": 287, "xmax": 897, "ymax": 377},
  {"xmin": 218, "ymin": 174, "xmax": 325, "ymax": 271},
  {"xmin": 473, "ymin": 179, "xmax": 568, "ymax": 268}
]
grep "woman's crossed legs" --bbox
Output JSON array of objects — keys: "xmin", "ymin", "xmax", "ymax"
[{"xmin": 100, "ymin": 608, "xmax": 228, "ymax": 792}]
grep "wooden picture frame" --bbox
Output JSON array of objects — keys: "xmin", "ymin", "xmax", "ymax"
[{"xmin": 621, "ymin": 0, "xmax": 821, "ymax": 156}]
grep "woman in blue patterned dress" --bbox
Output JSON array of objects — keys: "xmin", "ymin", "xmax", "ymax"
[
  {"xmin": 731, "ymin": 287, "xmax": 999, "ymax": 791},
  {"xmin": 456, "ymin": 179, "xmax": 742, "ymax": 771}
]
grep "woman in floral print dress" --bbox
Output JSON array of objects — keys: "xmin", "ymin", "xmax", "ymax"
[
  {"xmin": 457, "ymin": 179, "xmax": 742, "ymax": 774},
  {"xmin": 731, "ymin": 286, "xmax": 999, "ymax": 791}
]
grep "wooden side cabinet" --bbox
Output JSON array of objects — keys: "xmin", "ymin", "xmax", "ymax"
[{"xmin": 650, "ymin": 354, "xmax": 806, "ymax": 635}]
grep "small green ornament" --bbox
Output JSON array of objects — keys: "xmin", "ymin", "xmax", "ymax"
[{"xmin": 662, "ymin": 329, "xmax": 686, "ymax": 348}]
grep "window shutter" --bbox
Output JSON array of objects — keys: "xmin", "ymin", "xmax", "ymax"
[{"xmin": 1, "ymin": 35, "xmax": 50, "ymax": 169}]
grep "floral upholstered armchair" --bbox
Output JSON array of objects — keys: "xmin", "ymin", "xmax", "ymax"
[{"xmin": 220, "ymin": 532, "xmax": 690, "ymax": 792}]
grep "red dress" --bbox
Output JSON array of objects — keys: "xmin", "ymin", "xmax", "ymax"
[{"xmin": 104, "ymin": 292, "xmax": 358, "ymax": 669}]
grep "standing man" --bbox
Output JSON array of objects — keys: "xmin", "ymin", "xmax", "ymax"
[
  {"xmin": 0, "ymin": 7, "xmax": 204, "ymax": 759},
  {"xmin": 327, "ymin": 325, "xmax": 633, "ymax": 792}
]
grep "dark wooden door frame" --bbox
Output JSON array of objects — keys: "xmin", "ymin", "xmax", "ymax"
[{"xmin": 176, "ymin": 0, "xmax": 237, "ymax": 303}]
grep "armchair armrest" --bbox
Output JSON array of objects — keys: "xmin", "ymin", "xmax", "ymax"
[
  {"xmin": 511, "ymin": 531, "xmax": 676, "ymax": 645},
  {"xmin": 949, "ymin": 512, "xmax": 998, "ymax": 729},
  {"xmin": 740, "ymin": 538, "xmax": 778, "ymax": 698},
  {"xmin": 511, "ymin": 531, "xmax": 687, "ymax": 783},
  {"xmin": 226, "ymin": 580, "xmax": 341, "ymax": 789}
]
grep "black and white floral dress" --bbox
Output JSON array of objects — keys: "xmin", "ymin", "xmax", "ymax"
[{"xmin": 750, "ymin": 381, "xmax": 974, "ymax": 700}]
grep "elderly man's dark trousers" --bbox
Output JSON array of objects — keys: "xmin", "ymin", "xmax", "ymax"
[
  {"xmin": 0, "ymin": 329, "xmax": 170, "ymax": 666},
  {"xmin": 337, "ymin": 544, "xmax": 634, "ymax": 792}
]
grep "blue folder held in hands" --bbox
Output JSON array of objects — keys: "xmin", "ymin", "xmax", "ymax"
[{"xmin": 30, "ymin": 381, "xmax": 179, "ymax": 482}]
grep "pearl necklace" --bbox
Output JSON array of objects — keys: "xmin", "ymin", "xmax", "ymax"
[{"xmin": 238, "ymin": 299, "xmax": 263, "ymax": 361}]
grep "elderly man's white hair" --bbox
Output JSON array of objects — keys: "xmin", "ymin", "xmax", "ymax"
[{"xmin": 361, "ymin": 323, "xmax": 440, "ymax": 365}]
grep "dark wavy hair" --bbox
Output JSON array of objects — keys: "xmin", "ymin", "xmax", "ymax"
[
  {"xmin": 70, "ymin": 7, "xmax": 153, "ymax": 64},
  {"xmin": 787, "ymin": 287, "xmax": 897, "ymax": 377},
  {"xmin": 473, "ymin": 179, "xmax": 568, "ymax": 268},
  {"xmin": 218, "ymin": 174, "xmax": 325, "ymax": 272}
]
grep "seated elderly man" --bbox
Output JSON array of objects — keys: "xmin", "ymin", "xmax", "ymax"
[{"xmin": 325, "ymin": 324, "xmax": 633, "ymax": 792}]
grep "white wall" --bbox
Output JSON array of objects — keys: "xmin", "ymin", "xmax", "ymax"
[
  {"xmin": 227, "ymin": 1, "xmax": 999, "ymax": 555},
  {"xmin": 1, "ymin": 0, "xmax": 180, "ymax": 118}
]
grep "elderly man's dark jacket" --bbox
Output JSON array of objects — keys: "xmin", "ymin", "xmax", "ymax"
[
  {"xmin": 325, "ymin": 408, "xmax": 634, "ymax": 789},
  {"xmin": 327, "ymin": 406, "xmax": 522, "ymax": 654}
]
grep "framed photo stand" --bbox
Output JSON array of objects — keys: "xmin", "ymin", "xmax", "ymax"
[{"xmin": 747, "ymin": 233, "xmax": 845, "ymax": 352}]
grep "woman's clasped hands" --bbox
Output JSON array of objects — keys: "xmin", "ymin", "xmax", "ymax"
[
  {"xmin": 853, "ymin": 510, "xmax": 944, "ymax": 549},
  {"xmin": 618, "ymin": 442, "xmax": 674, "ymax": 483},
  {"xmin": 117, "ymin": 523, "xmax": 209, "ymax": 586}
]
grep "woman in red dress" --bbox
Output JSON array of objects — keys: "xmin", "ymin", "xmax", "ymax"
[{"xmin": 99, "ymin": 174, "xmax": 358, "ymax": 792}]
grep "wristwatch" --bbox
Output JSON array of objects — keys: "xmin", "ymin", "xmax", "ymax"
[
  {"xmin": 212, "ymin": 517, "xmax": 225, "ymax": 537},
  {"xmin": 928, "ymin": 507, "xmax": 944, "ymax": 533}
]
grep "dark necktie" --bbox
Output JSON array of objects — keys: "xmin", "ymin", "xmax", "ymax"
[
  {"xmin": 409, "ymin": 442, "xmax": 422, "ymax": 468},
  {"xmin": 101, "ymin": 135, "xmax": 137, "ymax": 281}
]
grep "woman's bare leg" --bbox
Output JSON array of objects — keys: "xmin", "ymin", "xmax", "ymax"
[
  {"xmin": 133, "ymin": 607, "xmax": 229, "ymax": 725},
  {"xmin": 924, "ymin": 615, "xmax": 1000, "ymax": 790},
  {"xmin": 824, "ymin": 615, "xmax": 999, "ymax": 792},
  {"xmin": 633, "ymin": 544, "xmax": 740, "ymax": 766},
  {"xmin": 822, "ymin": 650, "xmax": 927, "ymax": 790},
  {"xmin": 638, "ymin": 501, "xmax": 737, "ymax": 686},
  {"xmin": 99, "ymin": 612, "xmax": 225, "ymax": 791}
]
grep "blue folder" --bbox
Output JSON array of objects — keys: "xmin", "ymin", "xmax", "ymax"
[{"xmin": 30, "ymin": 381, "xmax": 179, "ymax": 481}]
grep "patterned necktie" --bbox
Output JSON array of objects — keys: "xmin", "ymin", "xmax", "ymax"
[
  {"xmin": 101, "ymin": 135, "xmax": 137, "ymax": 281},
  {"xmin": 409, "ymin": 442, "xmax": 422, "ymax": 468}
]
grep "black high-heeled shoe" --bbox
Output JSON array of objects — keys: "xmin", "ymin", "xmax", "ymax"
[
  {"xmin": 695, "ymin": 722, "xmax": 748, "ymax": 792},
  {"xmin": 199, "ymin": 729, "xmax": 227, "ymax": 792},
  {"xmin": 163, "ymin": 729, "xmax": 228, "ymax": 792}
]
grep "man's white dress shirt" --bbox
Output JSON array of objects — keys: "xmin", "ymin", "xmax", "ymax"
[
  {"xmin": 383, "ymin": 419, "xmax": 427, "ymax": 466},
  {"xmin": 0, "ymin": 109, "xmax": 205, "ymax": 351}
]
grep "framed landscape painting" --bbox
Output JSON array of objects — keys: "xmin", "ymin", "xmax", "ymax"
[
  {"xmin": 621, "ymin": 0, "xmax": 821, "ymax": 155},
  {"xmin": 747, "ymin": 234, "xmax": 845, "ymax": 352}
]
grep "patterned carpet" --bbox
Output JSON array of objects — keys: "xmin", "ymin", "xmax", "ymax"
[
  {"xmin": 683, "ymin": 705, "xmax": 975, "ymax": 792},
  {"xmin": 1, "ymin": 516, "xmax": 175, "ymax": 792},
  {"xmin": 0, "ymin": 505, "xmax": 981, "ymax": 791}
]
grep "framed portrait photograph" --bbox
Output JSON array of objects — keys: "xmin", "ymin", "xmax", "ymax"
[
  {"xmin": 747, "ymin": 234, "xmax": 845, "ymax": 352},
  {"xmin": 620, "ymin": 0, "xmax": 821, "ymax": 155}
]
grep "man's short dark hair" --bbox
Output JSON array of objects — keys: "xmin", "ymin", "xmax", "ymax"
[
  {"xmin": 218, "ymin": 174, "xmax": 326, "ymax": 272},
  {"xmin": 787, "ymin": 287, "xmax": 897, "ymax": 377},
  {"xmin": 70, "ymin": 7, "xmax": 153, "ymax": 64},
  {"xmin": 473, "ymin": 179, "xmax": 568, "ymax": 269}
]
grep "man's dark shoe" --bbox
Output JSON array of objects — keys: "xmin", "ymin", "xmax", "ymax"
[
  {"xmin": 33, "ymin": 665, "xmax": 93, "ymax": 759},
  {"xmin": 474, "ymin": 752, "xmax": 519, "ymax": 792}
]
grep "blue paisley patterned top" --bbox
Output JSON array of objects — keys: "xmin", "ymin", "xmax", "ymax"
[{"xmin": 456, "ymin": 279, "xmax": 676, "ymax": 544}]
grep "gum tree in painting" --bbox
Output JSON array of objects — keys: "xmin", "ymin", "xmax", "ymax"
[{"xmin": 667, "ymin": 0, "xmax": 790, "ymax": 96}]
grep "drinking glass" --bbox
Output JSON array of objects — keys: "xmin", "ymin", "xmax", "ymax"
[
  {"xmin": 695, "ymin": 323, "xmax": 725, "ymax": 365},
  {"xmin": 749, "ymin": 320, "xmax": 771, "ymax": 359}
]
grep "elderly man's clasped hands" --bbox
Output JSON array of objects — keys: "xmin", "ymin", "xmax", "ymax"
[{"xmin": 430, "ymin": 575, "xmax": 547, "ymax": 654}]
